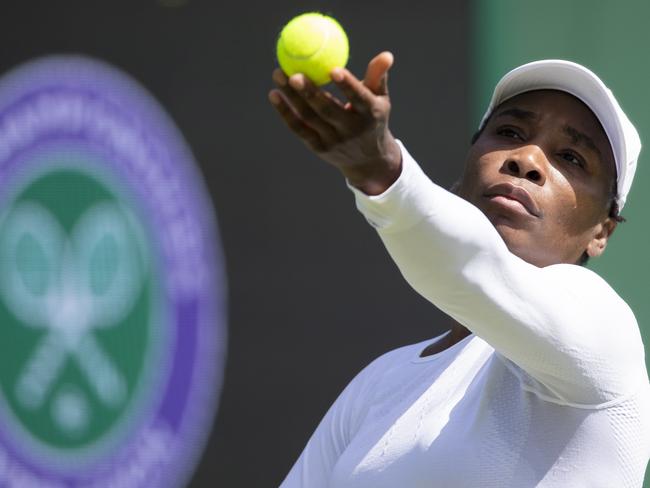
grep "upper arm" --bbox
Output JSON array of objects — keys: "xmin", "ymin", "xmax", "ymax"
[{"xmin": 457, "ymin": 256, "xmax": 644, "ymax": 404}]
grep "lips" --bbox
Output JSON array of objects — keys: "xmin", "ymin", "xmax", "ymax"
[{"xmin": 484, "ymin": 183, "xmax": 541, "ymax": 217}]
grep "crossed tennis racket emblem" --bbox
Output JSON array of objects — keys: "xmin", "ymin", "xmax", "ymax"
[{"xmin": 0, "ymin": 200, "xmax": 147, "ymax": 428}]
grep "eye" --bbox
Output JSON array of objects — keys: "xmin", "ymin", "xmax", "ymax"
[
  {"xmin": 496, "ymin": 127, "xmax": 523, "ymax": 140},
  {"xmin": 559, "ymin": 151, "xmax": 586, "ymax": 169}
]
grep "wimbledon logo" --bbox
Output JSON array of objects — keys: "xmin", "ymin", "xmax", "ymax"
[{"xmin": 0, "ymin": 57, "xmax": 226, "ymax": 487}]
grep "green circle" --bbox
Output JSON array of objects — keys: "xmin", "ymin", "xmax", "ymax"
[{"xmin": 0, "ymin": 167, "xmax": 154, "ymax": 450}]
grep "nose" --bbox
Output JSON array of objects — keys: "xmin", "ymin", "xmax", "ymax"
[{"xmin": 502, "ymin": 144, "xmax": 547, "ymax": 185}]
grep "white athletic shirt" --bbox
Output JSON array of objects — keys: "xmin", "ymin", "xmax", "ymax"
[{"xmin": 280, "ymin": 141, "xmax": 650, "ymax": 488}]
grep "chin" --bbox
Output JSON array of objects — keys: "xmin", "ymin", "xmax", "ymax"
[
  {"xmin": 491, "ymin": 222, "xmax": 544, "ymax": 266},
  {"xmin": 471, "ymin": 196, "xmax": 549, "ymax": 266},
  {"xmin": 492, "ymin": 222, "xmax": 527, "ymax": 248}
]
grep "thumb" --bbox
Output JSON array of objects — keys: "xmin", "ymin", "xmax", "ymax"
[{"xmin": 363, "ymin": 51, "xmax": 394, "ymax": 96}]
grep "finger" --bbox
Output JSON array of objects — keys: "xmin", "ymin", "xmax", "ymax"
[
  {"xmin": 273, "ymin": 71, "xmax": 340, "ymax": 146},
  {"xmin": 330, "ymin": 68, "xmax": 376, "ymax": 114},
  {"xmin": 272, "ymin": 68, "xmax": 289, "ymax": 87},
  {"xmin": 268, "ymin": 90, "xmax": 326, "ymax": 152},
  {"xmin": 363, "ymin": 51, "xmax": 393, "ymax": 96},
  {"xmin": 287, "ymin": 73, "xmax": 350, "ymax": 130}
]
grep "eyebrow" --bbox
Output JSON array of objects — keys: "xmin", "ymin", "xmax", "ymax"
[
  {"xmin": 494, "ymin": 107, "xmax": 540, "ymax": 122},
  {"xmin": 563, "ymin": 124, "xmax": 602, "ymax": 159}
]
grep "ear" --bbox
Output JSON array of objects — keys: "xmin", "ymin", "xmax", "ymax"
[{"xmin": 586, "ymin": 218, "xmax": 617, "ymax": 258}]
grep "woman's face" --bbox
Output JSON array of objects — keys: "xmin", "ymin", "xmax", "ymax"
[{"xmin": 457, "ymin": 90, "xmax": 617, "ymax": 268}]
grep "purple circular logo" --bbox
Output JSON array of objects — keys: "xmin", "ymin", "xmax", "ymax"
[{"xmin": 0, "ymin": 56, "xmax": 226, "ymax": 487}]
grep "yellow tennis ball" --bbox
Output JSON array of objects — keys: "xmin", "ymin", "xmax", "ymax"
[{"xmin": 276, "ymin": 12, "xmax": 349, "ymax": 86}]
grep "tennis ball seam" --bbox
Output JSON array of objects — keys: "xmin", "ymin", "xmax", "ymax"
[{"xmin": 279, "ymin": 21, "xmax": 331, "ymax": 61}]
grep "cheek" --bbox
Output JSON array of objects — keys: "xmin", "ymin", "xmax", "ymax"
[
  {"xmin": 541, "ymin": 171, "xmax": 606, "ymax": 237},
  {"xmin": 458, "ymin": 148, "xmax": 495, "ymax": 198},
  {"xmin": 545, "ymin": 175, "xmax": 577, "ymax": 221}
]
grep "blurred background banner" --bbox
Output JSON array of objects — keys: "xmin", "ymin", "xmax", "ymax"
[
  {"xmin": 0, "ymin": 55, "xmax": 225, "ymax": 486},
  {"xmin": 474, "ymin": 2, "xmax": 649, "ymax": 484},
  {"xmin": 0, "ymin": 1, "xmax": 647, "ymax": 487}
]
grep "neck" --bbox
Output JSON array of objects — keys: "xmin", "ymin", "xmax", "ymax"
[
  {"xmin": 449, "ymin": 320, "xmax": 472, "ymax": 342},
  {"xmin": 419, "ymin": 320, "xmax": 473, "ymax": 358}
]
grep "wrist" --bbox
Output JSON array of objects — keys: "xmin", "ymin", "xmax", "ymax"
[{"xmin": 346, "ymin": 135, "xmax": 402, "ymax": 195}]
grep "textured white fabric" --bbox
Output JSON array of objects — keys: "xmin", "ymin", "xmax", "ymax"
[{"xmin": 280, "ymin": 141, "xmax": 650, "ymax": 488}]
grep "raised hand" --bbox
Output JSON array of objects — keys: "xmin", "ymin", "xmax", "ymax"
[{"xmin": 268, "ymin": 51, "xmax": 402, "ymax": 195}]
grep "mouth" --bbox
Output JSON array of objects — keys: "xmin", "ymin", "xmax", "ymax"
[{"xmin": 484, "ymin": 183, "xmax": 541, "ymax": 217}]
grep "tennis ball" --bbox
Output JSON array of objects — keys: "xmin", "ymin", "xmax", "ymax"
[{"xmin": 276, "ymin": 12, "xmax": 349, "ymax": 86}]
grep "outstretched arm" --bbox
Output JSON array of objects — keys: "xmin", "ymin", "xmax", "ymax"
[{"xmin": 269, "ymin": 53, "xmax": 646, "ymax": 406}]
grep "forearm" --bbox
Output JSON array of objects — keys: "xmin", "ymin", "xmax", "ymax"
[
  {"xmin": 349, "ymin": 140, "xmax": 506, "ymax": 274},
  {"xmin": 342, "ymin": 129, "xmax": 403, "ymax": 196}
]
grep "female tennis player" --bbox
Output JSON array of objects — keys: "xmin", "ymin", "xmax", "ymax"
[{"xmin": 268, "ymin": 52, "xmax": 650, "ymax": 487}]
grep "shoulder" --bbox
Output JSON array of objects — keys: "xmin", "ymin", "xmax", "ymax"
[
  {"xmin": 345, "ymin": 335, "xmax": 444, "ymax": 395},
  {"xmin": 357, "ymin": 337, "xmax": 433, "ymax": 377},
  {"xmin": 327, "ymin": 337, "xmax": 437, "ymax": 436}
]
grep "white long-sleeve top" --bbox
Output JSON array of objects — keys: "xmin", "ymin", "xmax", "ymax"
[{"xmin": 280, "ymin": 141, "xmax": 650, "ymax": 488}]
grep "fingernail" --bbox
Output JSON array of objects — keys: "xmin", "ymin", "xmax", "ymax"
[
  {"xmin": 331, "ymin": 68, "xmax": 343, "ymax": 82},
  {"xmin": 269, "ymin": 91, "xmax": 281, "ymax": 105},
  {"xmin": 289, "ymin": 74, "xmax": 304, "ymax": 90},
  {"xmin": 272, "ymin": 69, "xmax": 287, "ymax": 86}
]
